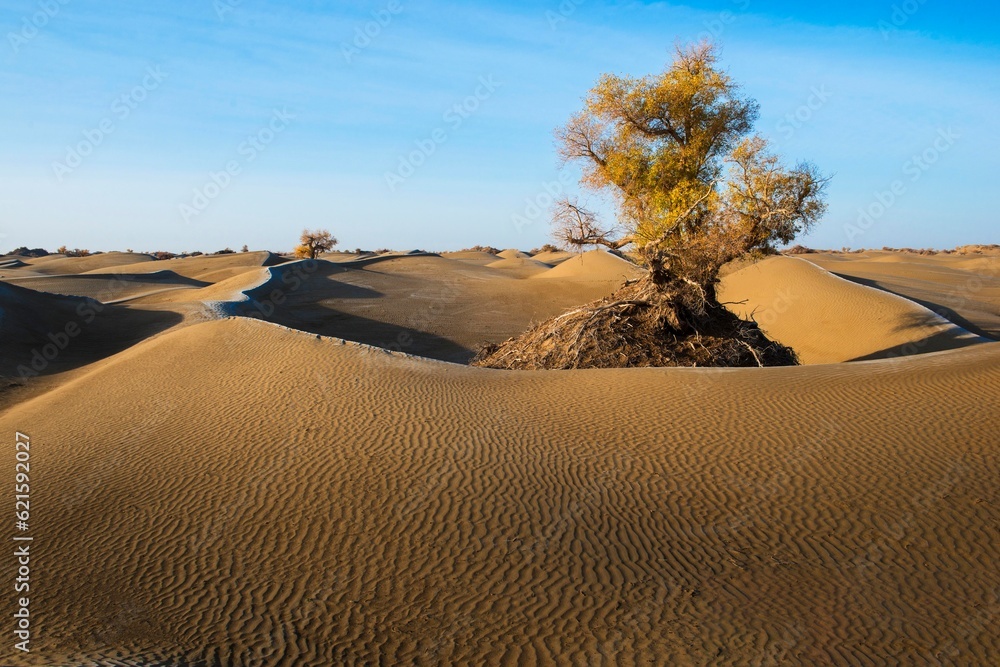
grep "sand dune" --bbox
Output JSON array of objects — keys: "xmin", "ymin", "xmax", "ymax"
[
  {"xmin": 321, "ymin": 252, "xmax": 377, "ymax": 263},
  {"xmin": 801, "ymin": 251, "xmax": 1000, "ymax": 339},
  {"xmin": 148, "ymin": 267, "xmax": 273, "ymax": 305},
  {"xmin": 1, "ymin": 317, "xmax": 997, "ymax": 665},
  {"xmin": 198, "ymin": 256, "xmax": 631, "ymax": 363},
  {"xmin": 0, "ymin": 257, "xmax": 29, "ymax": 270},
  {"xmin": 0, "ymin": 280, "xmax": 182, "ymax": 387},
  {"xmin": 19, "ymin": 251, "xmax": 156, "ymax": 275},
  {"xmin": 441, "ymin": 250, "xmax": 503, "ymax": 266},
  {"xmin": 497, "ymin": 248, "xmax": 531, "ymax": 259},
  {"xmin": 84, "ymin": 251, "xmax": 287, "ymax": 282},
  {"xmin": 719, "ymin": 256, "xmax": 987, "ymax": 364},
  {"xmin": 485, "ymin": 256, "xmax": 553, "ymax": 277},
  {"xmin": 2, "ymin": 270, "xmax": 209, "ymax": 302},
  {"xmin": 534, "ymin": 249, "xmax": 647, "ymax": 281},
  {"xmin": 2, "ymin": 248, "xmax": 999, "ymax": 664},
  {"xmin": 530, "ymin": 249, "xmax": 576, "ymax": 266}
]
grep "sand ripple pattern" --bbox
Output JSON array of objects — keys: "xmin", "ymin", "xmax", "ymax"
[{"xmin": 0, "ymin": 319, "xmax": 997, "ymax": 665}]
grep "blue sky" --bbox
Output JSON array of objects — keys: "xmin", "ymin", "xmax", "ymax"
[{"xmin": 1, "ymin": 0, "xmax": 997, "ymax": 253}]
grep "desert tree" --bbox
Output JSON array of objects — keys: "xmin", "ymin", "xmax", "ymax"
[
  {"xmin": 553, "ymin": 42, "xmax": 828, "ymax": 293},
  {"xmin": 474, "ymin": 43, "xmax": 828, "ymax": 369},
  {"xmin": 295, "ymin": 229, "xmax": 337, "ymax": 259}
]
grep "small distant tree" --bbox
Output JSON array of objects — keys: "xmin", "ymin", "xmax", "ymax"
[
  {"xmin": 56, "ymin": 245, "xmax": 68, "ymax": 254},
  {"xmin": 295, "ymin": 229, "xmax": 337, "ymax": 259},
  {"xmin": 241, "ymin": 244, "xmax": 249, "ymax": 253}
]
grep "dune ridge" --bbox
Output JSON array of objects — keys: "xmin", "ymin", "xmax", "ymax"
[
  {"xmin": 534, "ymin": 249, "xmax": 647, "ymax": 281},
  {"xmin": 719, "ymin": 256, "xmax": 987, "ymax": 363},
  {"xmin": 185, "ymin": 255, "xmax": 632, "ymax": 363},
  {"xmin": 801, "ymin": 251, "xmax": 1000, "ymax": 339}
]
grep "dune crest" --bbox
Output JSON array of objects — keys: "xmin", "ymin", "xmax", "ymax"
[
  {"xmin": 533, "ymin": 249, "xmax": 646, "ymax": 281},
  {"xmin": 719, "ymin": 256, "xmax": 987, "ymax": 363}
]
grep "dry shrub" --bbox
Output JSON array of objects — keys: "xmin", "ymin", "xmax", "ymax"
[
  {"xmin": 784, "ymin": 244, "xmax": 815, "ymax": 254},
  {"xmin": 472, "ymin": 275, "xmax": 796, "ymax": 370},
  {"xmin": 463, "ymin": 245, "xmax": 501, "ymax": 255},
  {"xmin": 530, "ymin": 244, "xmax": 561, "ymax": 255},
  {"xmin": 7, "ymin": 247, "xmax": 49, "ymax": 258},
  {"xmin": 954, "ymin": 244, "xmax": 1000, "ymax": 255}
]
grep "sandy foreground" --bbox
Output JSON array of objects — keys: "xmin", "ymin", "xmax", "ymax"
[{"xmin": 0, "ymin": 249, "xmax": 998, "ymax": 665}]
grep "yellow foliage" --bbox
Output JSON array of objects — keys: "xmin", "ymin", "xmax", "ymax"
[{"xmin": 553, "ymin": 42, "xmax": 828, "ymax": 283}]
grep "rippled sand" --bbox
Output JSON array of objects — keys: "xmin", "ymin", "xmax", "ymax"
[{"xmin": 0, "ymin": 249, "xmax": 997, "ymax": 664}]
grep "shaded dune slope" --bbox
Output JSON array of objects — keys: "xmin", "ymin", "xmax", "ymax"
[
  {"xmin": 202, "ymin": 256, "xmax": 630, "ymax": 363},
  {"xmin": 0, "ymin": 281, "xmax": 183, "ymax": 382},
  {"xmin": 3, "ymin": 271, "xmax": 210, "ymax": 301}
]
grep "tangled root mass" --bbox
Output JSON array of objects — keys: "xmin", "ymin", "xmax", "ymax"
[{"xmin": 471, "ymin": 275, "xmax": 797, "ymax": 370}]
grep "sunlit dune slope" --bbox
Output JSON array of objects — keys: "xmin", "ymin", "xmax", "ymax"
[
  {"xmin": 19, "ymin": 251, "xmax": 156, "ymax": 275},
  {"xmin": 801, "ymin": 251, "xmax": 1000, "ymax": 339},
  {"xmin": 534, "ymin": 249, "xmax": 647, "ymax": 281},
  {"xmin": 84, "ymin": 251, "xmax": 288, "ymax": 282},
  {"xmin": 485, "ymin": 256, "xmax": 553, "ymax": 277},
  {"xmin": 719, "ymin": 256, "xmax": 987, "ymax": 363}
]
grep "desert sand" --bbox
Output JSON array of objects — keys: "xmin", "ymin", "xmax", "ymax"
[
  {"xmin": 718, "ymin": 256, "xmax": 989, "ymax": 364},
  {"xmin": 0, "ymin": 248, "xmax": 997, "ymax": 665},
  {"xmin": 801, "ymin": 250, "xmax": 1000, "ymax": 339}
]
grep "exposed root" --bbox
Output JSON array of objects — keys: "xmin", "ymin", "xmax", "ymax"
[{"xmin": 472, "ymin": 275, "xmax": 798, "ymax": 370}]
